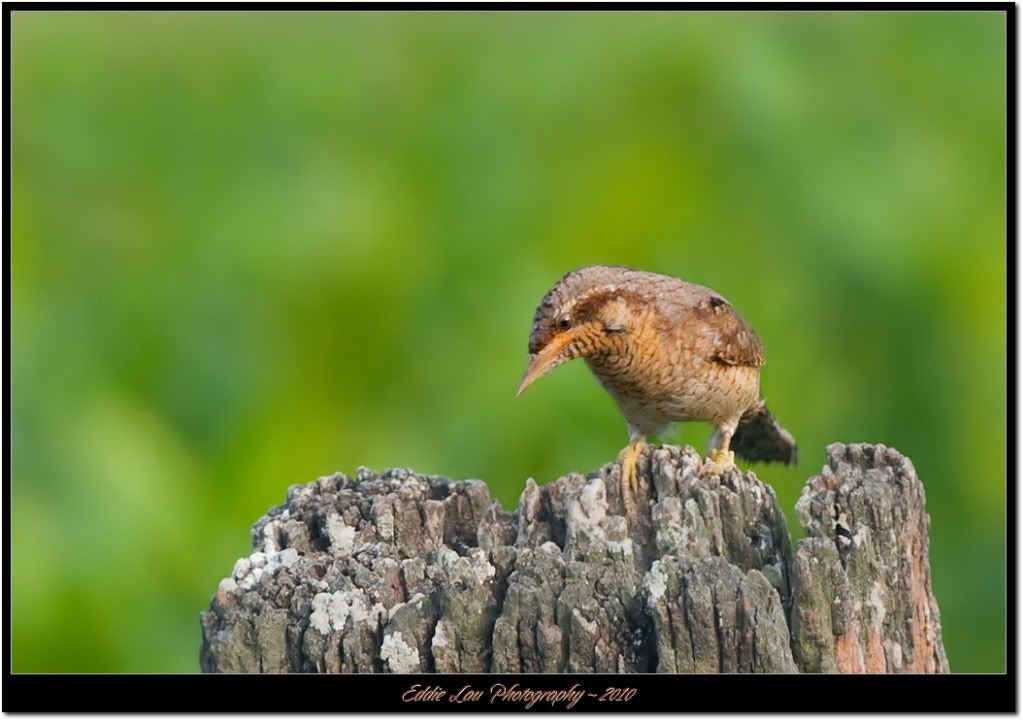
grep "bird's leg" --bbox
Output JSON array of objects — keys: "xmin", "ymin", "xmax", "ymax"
[
  {"xmin": 617, "ymin": 433, "xmax": 647, "ymax": 515},
  {"xmin": 703, "ymin": 424, "xmax": 737, "ymax": 475}
]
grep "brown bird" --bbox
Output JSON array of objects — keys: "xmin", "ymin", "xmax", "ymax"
[{"xmin": 517, "ymin": 265, "xmax": 797, "ymax": 512}]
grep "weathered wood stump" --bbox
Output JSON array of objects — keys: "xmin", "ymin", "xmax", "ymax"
[{"xmin": 199, "ymin": 442, "xmax": 948, "ymax": 673}]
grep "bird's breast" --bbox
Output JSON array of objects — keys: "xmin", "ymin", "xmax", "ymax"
[
  {"xmin": 585, "ymin": 322, "xmax": 675, "ymax": 409},
  {"xmin": 585, "ymin": 329, "xmax": 760, "ymax": 426}
]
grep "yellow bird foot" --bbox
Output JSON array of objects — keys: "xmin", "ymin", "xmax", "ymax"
[
  {"xmin": 702, "ymin": 448, "xmax": 737, "ymax": 476},
  {"xmin": 617, "ymin": 439, "xmax": 647, "ymax": 515}
]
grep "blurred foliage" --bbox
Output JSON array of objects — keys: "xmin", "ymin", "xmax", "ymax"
[{"xmin": 11, "ymin": 11, "xmax": 1005, "ymax": 672}]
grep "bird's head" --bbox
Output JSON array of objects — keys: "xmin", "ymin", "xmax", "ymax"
[{"xmin": 517, "ymin": 266, "xmax": 638, "ymax": 397}]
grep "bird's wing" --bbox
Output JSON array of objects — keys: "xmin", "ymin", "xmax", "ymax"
[
  {"xmin": 703, "ymin": 297, "xmax": 765, "ymax": 366},
  {"xmin": 657, "ymin": 284, "xmax": 766, "ymax": 367}
]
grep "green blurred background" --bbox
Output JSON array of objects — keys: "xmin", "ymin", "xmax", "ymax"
[{"xmin": 12, "ymin": 11, "xmax": 1006, "ymax": 672}]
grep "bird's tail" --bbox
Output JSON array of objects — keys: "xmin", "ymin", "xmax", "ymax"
[{"xmin": 711, "ymin": 400, "xmax": 798, "ymax": 465}]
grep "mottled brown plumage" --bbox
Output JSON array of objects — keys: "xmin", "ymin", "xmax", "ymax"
[{"xmin": 518, "ymin": 265, "xmax": 796, "ymax": 510}]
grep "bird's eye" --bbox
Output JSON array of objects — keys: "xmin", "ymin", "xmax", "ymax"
[{"xmin": 558, "ymin": 316, "xmax": 570, "ymax": 329}]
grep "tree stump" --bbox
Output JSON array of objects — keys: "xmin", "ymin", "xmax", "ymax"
[{"xmin": 199, "ymin": 442, "xmax": 948, "ymax": 673}]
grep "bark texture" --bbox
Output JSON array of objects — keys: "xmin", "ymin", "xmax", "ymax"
[{"xmin": 200, "ymin": 442, "xmax": 947, "ymax": 673}]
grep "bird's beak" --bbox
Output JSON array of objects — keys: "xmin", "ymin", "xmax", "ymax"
[{"xmin": 516, "ymin": 333, "xmax": 572, "ymax": 397}]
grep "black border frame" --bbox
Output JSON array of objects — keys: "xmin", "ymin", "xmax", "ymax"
[{"xmin": 3, "ymin": 2, "xmax": 1016, "ymax": 713}]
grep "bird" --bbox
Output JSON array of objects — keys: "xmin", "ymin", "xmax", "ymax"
[{"xmin": 516, "ymin": 265, "xmax": 797, "ymax": 513}]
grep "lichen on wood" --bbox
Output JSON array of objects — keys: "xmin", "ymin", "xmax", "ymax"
[{"xmin": 200, "ymin": 443, "xmax": 947, "ymax": 673}]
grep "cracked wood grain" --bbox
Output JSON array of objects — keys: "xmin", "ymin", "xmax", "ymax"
[{"xmin": 200, "ymin": 443, "xmax": 947, "ymax": 673}]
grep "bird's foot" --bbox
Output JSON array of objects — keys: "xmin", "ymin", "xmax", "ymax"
[
  {"xmin": 702, "ymin": 448, "xmax": 737, "ymax": 476},
  {"xmin": 617, "ymin": 440, "xmax": 647, "ymax": 515}
]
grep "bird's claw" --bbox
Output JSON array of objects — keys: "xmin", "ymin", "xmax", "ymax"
[
  {"xmin": 702, "ymin": 448, "xmax": 737, "ymax": 475},
  {"xmin": 617, "ymin": 440, "xmax": 646, "ymax": 515}
]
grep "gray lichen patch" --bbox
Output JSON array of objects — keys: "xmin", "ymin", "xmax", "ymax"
[
  {"xmin": 325, "ymin": 513, "xmax": 357, "ymax": 558},
  {"xmin": 380, "ymin": 631, "xmax": 421, "ymax": 674}
]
